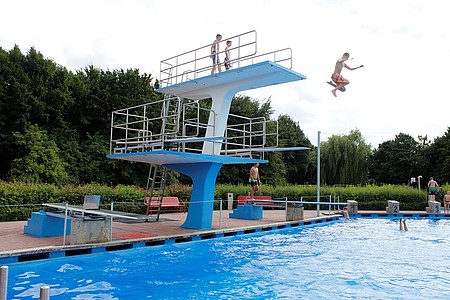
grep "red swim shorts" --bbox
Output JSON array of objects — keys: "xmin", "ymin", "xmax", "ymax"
[{"xmin": 331, "ymin": 72, "xmax": 349, "ymax": 85}]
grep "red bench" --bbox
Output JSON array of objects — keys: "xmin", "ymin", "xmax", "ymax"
[
  {"xmin": 145, "ymin": 197, "xmax": 186, "ymax": 214},
  {"xmin": 237, "ymin": 195, "xmax": 277, "ymax": 209}
]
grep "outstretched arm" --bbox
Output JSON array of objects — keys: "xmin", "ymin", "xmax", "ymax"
[{"xmin": 344, "ymin": 63, "xmax": 364, "ymax": 71}]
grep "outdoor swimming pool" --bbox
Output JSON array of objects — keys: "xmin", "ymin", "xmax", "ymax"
[{"xmin": 6, "ymin": 218, "xmax": 450, "ymax": 299}]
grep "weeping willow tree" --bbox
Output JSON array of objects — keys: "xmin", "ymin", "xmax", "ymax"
[{"xmin": 321, "ymin": 129, "xmax": 372, "ymax": 185}]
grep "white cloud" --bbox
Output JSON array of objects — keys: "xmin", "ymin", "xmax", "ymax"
[{"xmin": 1, "ymin": 0, "xmax": 449, "ymax": 147}]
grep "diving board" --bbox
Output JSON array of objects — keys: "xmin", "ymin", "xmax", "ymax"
[
  {"xmin": 107, "ymin": 150, "xmax": 268, "ymax": 165},
  {"xmin": 157, "ymin": 61, "xmax": 306, "ymax": 100},
  {"xmin": 253, "ymin": 147, "xmax": 310, "ymax": 152}
]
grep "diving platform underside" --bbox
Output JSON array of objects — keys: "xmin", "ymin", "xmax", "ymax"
[
  {"xmin": 156, "ymin": 61, "xmax": 306, "ymax": 99},
  {"xmin": 107, "ymin": 150, "xmax": 268, "ymax": 165}
]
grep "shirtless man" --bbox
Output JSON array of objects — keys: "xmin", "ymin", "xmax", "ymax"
[
  {"xmin": 330, "ymin": 52, "xmax": 363, "ymax": 97},
  {"xmin": 444, "ymin": 191, "xmax": 450, "ymax": 213},
  {"xmin": 427, "ymin": 177, "xmax": 439, "ymax": 202},
  {"xmin": 211, "ymin": 34, "xmax": 222, "ymax": 74},
  {"xmin": 224, "ymin": 40, "xmax": 232, "ymax": 70},
  {"xmin": 248, "ymin": 163, "xmax": 261, "ymax": 202}
]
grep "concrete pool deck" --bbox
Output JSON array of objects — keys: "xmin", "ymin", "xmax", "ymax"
[
  {"xmin": 0, "ymin": 210, "xmax": 332, "ymax": 256},
  {"xmin": 1, "ymin": 209, "xmax": 448, "ymax": 260}
]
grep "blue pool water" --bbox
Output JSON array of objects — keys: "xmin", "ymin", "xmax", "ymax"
[{"xmin": 6, "ymin": 218, "xmax": 450, "ymax": 299}]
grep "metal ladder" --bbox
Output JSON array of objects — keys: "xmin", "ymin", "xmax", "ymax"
[
  {"xmin": 145, "ymin": 164, "xmax": 168, "ymax": 220},
  {"xmin": 160, "ymin": 95, "xmax": 182, "ymax": 146},
  {"xmin": 145, "ymin": 95, "xmax": 182, "ymax": 219}
]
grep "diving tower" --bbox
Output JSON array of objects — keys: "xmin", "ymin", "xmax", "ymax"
[{"xmin": 107, "ymin": 30, "xmax": 307, "ymax": 229}]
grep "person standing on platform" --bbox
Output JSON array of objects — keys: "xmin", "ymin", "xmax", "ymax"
[
  {"xmin": 224, "ymin": 40, "xmax": 232, "ymax": 70},
  {"xmin": 427, "ymin": 177, "xmax": 439, "ymax": 202},
  {"xmin": 248, "ymin": 163, "xmax": 261, "ymax": 202},
  {"xmin": 211, "ymin": 34, "xmax": 222, "ymax": 74}
]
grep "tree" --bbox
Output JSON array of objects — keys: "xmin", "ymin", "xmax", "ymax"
[
  {"xmin": 11, "ymin": 124, "xmax": 68, "ymax": 185},
  {"xmin": 321, "ymin": 129, "xmax": 371, "ymax": 185},
  {"xmin": 420, "ymin": 127, "xmax": 450, "ymax": 184},
  {"xmin": 369, "ymin": 133, "xmax": 419, "ymax": 184},
  {"xmin": 217, "ymin": 95, "xmax": 274, "ymax": 184},
  {"xmin": 277, "ymin": 114, "xmax": 313, "ymax": 184},
  {"xmin": 0, "ymin": 46, "xmax": 72, "ymax": 180}
]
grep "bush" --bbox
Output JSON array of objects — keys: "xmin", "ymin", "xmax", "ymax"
[{"xmin": 0, "ymin": 181, "xmax": 435, "ymax": 221}]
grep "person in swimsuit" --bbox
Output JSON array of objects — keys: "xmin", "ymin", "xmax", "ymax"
[
  {"xmin": 330, "ymin": 52, "xmax": 363, "ymax": 97},
  {"xmin": 211, "ymin": 34, "xmax": 222, "ymax": 74},
  {"xmin": 444, "ymin": 191, "xmax": 450, "ymax": 213},
  {"xmin": 427, "ymin": 177, "xmax": 439, "ymax": 202},
  {"xmin": 224, "ymin": 40, "xmax": 232, "ymax": 70},
  {"xmin": 248, "ymin": 163, "xmax": 261, "ymax": 202}
]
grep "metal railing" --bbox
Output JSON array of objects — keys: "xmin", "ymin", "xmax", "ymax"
[
  {"xmin": 109, "ymin": 97, "xmax": 279, "ymax": 156},
  {"xmin": 159, "ymin": 30, "xmax": 293, "ymax": 87},
  {"xmin": 221, "ymin": 113, "xmax": 278, "ymax": 157},
  {"xmin": 110, "ymin": 97, "xmax": 181, "ymax": 154}
]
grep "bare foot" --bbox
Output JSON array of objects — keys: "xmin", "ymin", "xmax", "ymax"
[{"xmin": 331, "ymin": 90, "xmax": 337, "ymax": 97}]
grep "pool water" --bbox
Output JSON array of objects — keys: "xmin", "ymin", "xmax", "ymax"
[{"xmin": 6, "ymin": 218, "xmax": 450, "ymax": 299}]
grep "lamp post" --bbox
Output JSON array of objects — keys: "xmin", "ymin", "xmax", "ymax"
[
  {"xmin": 418, "ymin": 175, "xmax": 422, "ymax": 191},
  {"xmin": 317, "ymin": 131, "xmax": 321, "ymax": 217}
]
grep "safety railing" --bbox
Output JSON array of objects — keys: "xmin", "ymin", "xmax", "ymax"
[
  {"xmin": 109, "ymin": 98, "xmax": 279, "ymax": 157},
  {"xmin": 221, "ymin": 113, "xmax": 279, "ymax": 157},
  {"xmin": 159, "ymin": 30, "xmax": 293, "ymax": 87},
  {"xmin": 110, "ymin": 97, "xmax": 181, "ymax": 154}
]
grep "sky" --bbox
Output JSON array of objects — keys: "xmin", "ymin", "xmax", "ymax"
[{"xmin": 1, "ymin": 0, "xmax": 449, "ymax": 147}]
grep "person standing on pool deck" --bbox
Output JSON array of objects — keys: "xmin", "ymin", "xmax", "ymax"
[
  {"xmin": 248, "ymin": 163, "xmax": 261, "ymax": 202},
  {"xmin": 330, "ymin": 52, "xmax": 363, "ymax": 97},
  {"xmin": 427, "ymin": 177, "xmax": 439, "ymax": 202},
  {"xmin": 211, "ymin": 34, "xmax": 222, "ymax": 74},
  {"xmin": 443, "ymin": 191, "xmax": 450, "ymax": 213}
]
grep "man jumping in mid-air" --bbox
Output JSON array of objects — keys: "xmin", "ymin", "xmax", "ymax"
[{"xmin": 329, "ymin": 52, "xmax": 363, "ymax": 97}]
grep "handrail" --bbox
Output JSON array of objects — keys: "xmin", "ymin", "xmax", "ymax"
[
  {"xmin": 109, "ymin": 96, "xmax": 278, "ymax": 157},
  {"xmin": 159, "ymin": 30, "xmax": 258, "ymax": 87}
]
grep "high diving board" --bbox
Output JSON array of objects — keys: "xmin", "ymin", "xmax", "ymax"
[
  {"xmin": 252, "ymin": 146, "xmax": 310, "ymax": 152},
  {"xmin": 157, "ymin": 61, "xmax": 307, "ymax": 99},
  {"xmin": 165, "ymin": 136, "xmax": 229, "ymax": 144},
  {"xmin": 107, "ymin": 150, "xmax": 267, "ymax": 165}
]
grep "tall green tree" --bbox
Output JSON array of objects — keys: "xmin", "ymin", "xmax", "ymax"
[
  {"xmin": 217, "ymin": 95, "xmax": 274, "ymax": 184},
  {"xmin": 277, "ymin": 114, "xmax": 312, "ymax": 184},
  {"xmin": 11, "ymin": 124, "xmax": 68, "ymax": 185},
  {"xmin": 419, "ymin": 127, "xmax": 450, "ymax": 184},
  {"xmin": 0, "ymin": 46, "xmax": 72, "ymax": 180},
  {"xmin": 369, "ymin": 133, "xmax": 419, "ymax": 184},
  {"xmin": 321, "ymin": 129, "xmax": 371, "ymax": 185}
]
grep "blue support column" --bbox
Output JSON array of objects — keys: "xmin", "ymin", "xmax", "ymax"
[{"xmin": 165, "ymin": 162, "xmax": 223, "ymax": 229}]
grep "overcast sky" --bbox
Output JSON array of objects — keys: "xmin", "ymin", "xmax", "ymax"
[{"xmin": 1, "ymin": 0, "xmax": 449, "ymax": 147}]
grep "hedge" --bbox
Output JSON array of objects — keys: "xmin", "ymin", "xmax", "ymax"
[{"xmin": 1, "ymin": 181, "xmax": 448, "ymax": 221}]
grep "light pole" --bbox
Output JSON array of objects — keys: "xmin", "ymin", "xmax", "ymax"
[
  {"xmin": 418, "ymin": 175, "xmax": 422, "ymax": 191},
  {"xmin": 317, "ymin": 131, "xmax": 321, "ymax": 217}
]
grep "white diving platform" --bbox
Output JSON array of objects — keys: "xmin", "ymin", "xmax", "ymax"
[
  {"xmin": 157, "ymin": 61, "xmax": 306, "ymax": 100},
  {"xmin": 107, "ymin": 150, "xmax": 268, "ymax": 165}
]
